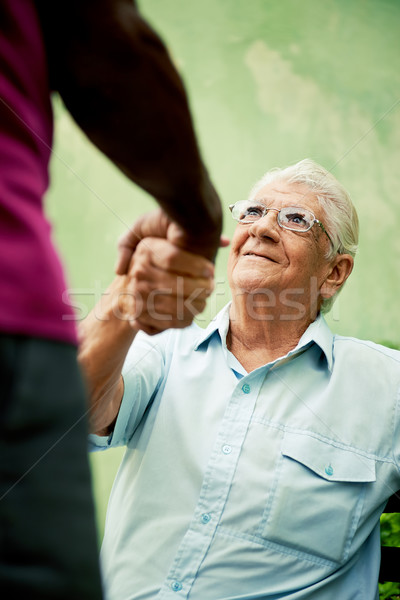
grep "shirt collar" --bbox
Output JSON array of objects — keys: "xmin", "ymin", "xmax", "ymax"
[
  {"xmin": 194, "ymin": 303, "xmax": 334, "ymax": 372},
  {"xmin": 295, "ymin": 313, "xmax": 334, "ymax": 372},
  {"xmin": 194, "ymin": 302, "xmax": 231, "ymax": 351}
]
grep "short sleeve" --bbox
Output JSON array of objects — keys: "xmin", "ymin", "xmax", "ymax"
[{"xmin": 88, "ymin": 329, "xmax": 171, "ymax": 452}]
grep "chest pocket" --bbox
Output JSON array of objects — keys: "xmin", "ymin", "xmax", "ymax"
[{"xmin": 260, "ymin": 432, "xmax": 376, "ymax": 564}]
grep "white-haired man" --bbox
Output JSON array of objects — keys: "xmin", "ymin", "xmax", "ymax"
[{"xmin": 80, "ymin": 160, "xmax": 400, "ymax": 599}]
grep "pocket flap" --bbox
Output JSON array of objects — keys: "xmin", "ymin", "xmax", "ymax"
[{"xmin": 282, "ymin": 432, "xmax": 376, "ymax": 482}]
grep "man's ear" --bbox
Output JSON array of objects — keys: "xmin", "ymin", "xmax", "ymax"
[{"xmin": 320, "ymin": 254, "xmax": 354, "ymax": 299}]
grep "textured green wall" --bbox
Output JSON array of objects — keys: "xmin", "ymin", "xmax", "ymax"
[
  {"xmin": 45, "ymin": 0, "xmax": 400, "ymax": 532},
  {"xmin": 48, "ymin": 0, "xmax": 400, "ymax": 344}
]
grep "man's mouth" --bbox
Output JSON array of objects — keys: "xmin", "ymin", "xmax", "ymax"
[{"xmin": 244, "ymin": 251, "xmax": 276, "ymax": 262}]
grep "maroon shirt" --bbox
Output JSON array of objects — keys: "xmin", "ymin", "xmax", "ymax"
[
  {"xmin": 0, "ymin": 0, "xmax": 222, "ymax": 345},
  {"xmin": 0, "ymin": 0, "xmax": 76, "ymax": 343}
]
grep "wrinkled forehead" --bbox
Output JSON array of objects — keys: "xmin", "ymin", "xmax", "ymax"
[{"xmin": 252, "ymin": 181, "xmax": 320, "ymax": 213}]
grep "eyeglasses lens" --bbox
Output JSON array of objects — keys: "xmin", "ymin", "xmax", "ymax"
[
  {"xmin": 233, "ymin": 201, "xmax": 264, "ymax": 222},
  {"xmin": 278, "ymin": 207, "xmax": 313, "ymax": 231},
  {"xmin": 232, "ymin": 201, "xmax": 314, "ymax": 232}
]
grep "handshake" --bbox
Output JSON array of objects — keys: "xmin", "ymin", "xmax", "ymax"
[
  {"xmin": 104, "ymin": 209, "xmax": 230, "ymax": 336},
  {"xmin": 77, "ymin": 208, "xmax": 229, "ymax": 435}
]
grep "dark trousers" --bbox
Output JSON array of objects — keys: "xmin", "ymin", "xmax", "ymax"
[{"xmin": 0, "ymin": 334, "xmax": 103, "ymax": 599}]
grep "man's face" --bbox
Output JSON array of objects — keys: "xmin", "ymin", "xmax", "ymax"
[{"xmin": 227, "ymin": 180, "xmax": 333, "ymax": 315}]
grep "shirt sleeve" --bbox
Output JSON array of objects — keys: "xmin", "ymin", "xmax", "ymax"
[
  {"xmin": 88, "ymin": 328, "xmax": 171, "ymax": 452},
  {"xmin": 35, "ymin": 0, "xmax": 222, "ymax": 260}
]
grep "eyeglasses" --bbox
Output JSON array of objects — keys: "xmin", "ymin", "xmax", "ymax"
[{"xmin": 229, "ymin": 200, "xmax": 333, "ymax": 246}]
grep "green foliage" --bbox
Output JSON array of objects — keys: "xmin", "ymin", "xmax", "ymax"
[
  {"xmin": 379, "ymin": 513, "xmax": 400, "ymax": 599},
  {"xmin": 379, "ymin": 581, "xmax": 400, "ymax": 600},
  {"xmin": 380, "ymin": 513, "xmax": 400, "ymax": 547}
]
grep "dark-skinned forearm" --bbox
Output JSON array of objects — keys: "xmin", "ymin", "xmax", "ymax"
[{"xmin": 36, "ymin": 0, "xmax": 223, "ymax": 260}]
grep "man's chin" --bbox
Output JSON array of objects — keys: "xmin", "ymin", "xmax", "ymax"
[{"xmin": 231, "ymin": 278, "xmax": 276, "ymax": 297}]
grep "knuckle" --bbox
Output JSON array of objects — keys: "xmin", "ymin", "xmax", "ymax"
[
  {"xmin": 129, "ymin": 256, "xmax": 149, "ymax": 280},
  {"xmin": 135, "ymin": 240, "xmax": 150, "ymax": 258},
  {"xmin": 162, "ymin": 244, "xmax": 180, "ymax": 266},
  {"xmin": 132, "ymin": 280, "xmax": 148, "ymax": 296}
]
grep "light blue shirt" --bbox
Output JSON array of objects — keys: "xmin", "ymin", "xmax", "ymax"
[{"xmin": 90, "ymin": 304, "xmax": 400, "ymax": 600}]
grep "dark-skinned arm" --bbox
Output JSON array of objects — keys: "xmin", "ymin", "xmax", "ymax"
[{"xmin": 35, "ymin": 0, "xmax": 222, "ymax": 262}]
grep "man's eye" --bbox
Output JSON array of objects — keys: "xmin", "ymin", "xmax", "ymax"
[
  {"xmin": 241, "ymin": 205, "xmax": 264, "ymax": 219},
  {"xmin": 285, "ymin": 212, "xmax": 307, "ymax": 225}
]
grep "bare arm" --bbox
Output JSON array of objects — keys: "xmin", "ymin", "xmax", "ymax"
[
  {"xmin": 36, "ymin": 0, "xmax": 223, "ymax": 261},
  {"xmin": 78, "ymin": 276, "xmax": 137, "ymax": 436},
  {"xmin": 78, "ymin": 214, "xmax": 217, "ymax": 435}
]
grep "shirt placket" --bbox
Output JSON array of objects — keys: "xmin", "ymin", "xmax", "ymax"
[{"xmin": 157, "ymin": 373, "xmax": 264, "ymax": 599}]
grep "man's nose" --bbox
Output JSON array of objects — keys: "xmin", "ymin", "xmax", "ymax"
[{"xmin": 248, "ymin": 209, "xmax": 281, "ymax": 242}]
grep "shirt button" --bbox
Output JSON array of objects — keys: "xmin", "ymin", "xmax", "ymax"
[
  {"xmin": 242, "ymin": 383, "xmax": 251, "ymax": 394},
  {"xmin": 201, "ymin": 513, "xmax": 211, "ymax": 524},
  {"xmin": 325, "ymin": 464, "xmax": 334, "ymax": 476},
  {"xmin": 222, "ymin": 444, "xmax": 232, "ymax": 454},
  {"xmin": 171, "ymin": 581, "xmax": 182, "ymax": 592}
]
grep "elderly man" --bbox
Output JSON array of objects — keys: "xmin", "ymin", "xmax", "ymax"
[{"xmin": 80, "ymin": 159, "xmax": 400, "ymax": 599}]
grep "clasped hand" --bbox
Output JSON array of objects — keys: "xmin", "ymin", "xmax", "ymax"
[{"xmin": 114, "ymin": 210, "xmax": 229, "ymax": 335}]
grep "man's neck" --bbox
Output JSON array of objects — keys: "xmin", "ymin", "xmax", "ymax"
[{"xmin": 227, "ymin": 295, "xmax": 318, "ymax": 372}]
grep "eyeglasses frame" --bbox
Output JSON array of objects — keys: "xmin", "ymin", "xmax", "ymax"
[{"xmin": 229, "ymin": 202, "xmax": 334, "ymax": 247}]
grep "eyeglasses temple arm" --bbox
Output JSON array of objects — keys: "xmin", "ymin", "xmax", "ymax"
[{"xmin": 316, "ymin": 220, "xmax": 334, "ymax": 247}]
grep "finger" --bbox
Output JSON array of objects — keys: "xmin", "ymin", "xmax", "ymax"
[
  {"xmin": 125, "ymin": 273, "xmax": 209, "ymax": 333},
  {"xmin": 115, "ymin": 210, "xmax": 171, "ymax": 275},
  {"xmin": 115, "ymin": 230, "xmax": 141, "ymax": 275},
  {"xmin": 130, "ymin": 264, "xmax": 214, "ymax": 299},
  {"xmin": 135, "ymin": 237, "xmax": 215, "ymax": 279},
  {"xmin": 115, "ymin": 218, "xmax": 149, "ymax": 275},
  {"xmin": 143, "ymin": 288, "xmax": 208, "ymax": 319},
  {"xmin": 115, "ymin": 245, "xmax": 135, "ymax": 276}
]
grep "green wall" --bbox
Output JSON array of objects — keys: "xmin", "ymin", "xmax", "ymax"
[{"xmin": 45, "ymin": 0, "xmax": 400, "ymax": 534}]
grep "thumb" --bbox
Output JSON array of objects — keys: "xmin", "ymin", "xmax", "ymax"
[
  {"xmin": 115, "ymin": 209, "xmax": 172, "ymax": 275},
  {"xmin": 166, "ymin": 221, "xmax": 187, "ymax": 248}
]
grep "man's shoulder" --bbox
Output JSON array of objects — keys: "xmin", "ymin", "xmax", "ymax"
[{"xmin": 332, "ymin": 333, "xmax": 400, "ymax": 369}]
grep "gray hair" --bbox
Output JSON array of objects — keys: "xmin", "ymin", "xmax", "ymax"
[{"xmin": 248, "ymin": 159, "xmax": 359, "ymax": 313}]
